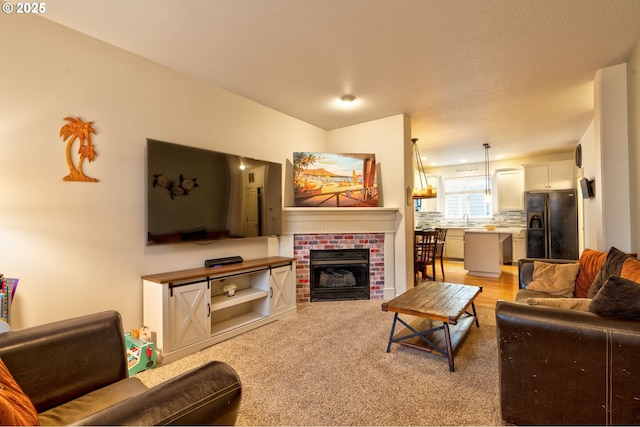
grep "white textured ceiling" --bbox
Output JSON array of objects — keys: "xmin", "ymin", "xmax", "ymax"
[{"xmin": 40, "ymin": 0, "xmax": 640, "ymax": 166}]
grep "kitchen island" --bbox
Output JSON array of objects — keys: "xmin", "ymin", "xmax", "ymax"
[{"xmin": 464, "ymin": 229, "xmax": 513, "ymax": 278}]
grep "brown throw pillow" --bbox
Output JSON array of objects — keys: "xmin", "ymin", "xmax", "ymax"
[
  {"xmin": 587, "ymin": 247, "xmax": 631, "ymax": 298},
  {"xmin": 526, "ymin": 261, "xmax": 580, "ymax": 297},
  {"xmin": 589, "ymin": 276, "xmax": 640, "ymax": 320},
  {"xmin": 0, "ymin": 358, "xmax": 40, "ymax": 426},
  {"xmin": 574, "ymin": 249, "xmax": 607, "ymax": 298}
]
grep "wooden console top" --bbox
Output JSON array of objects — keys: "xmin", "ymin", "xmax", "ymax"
[{"xmin": 142, "ymin": 256, "xmax": 295, "ymax": 284}]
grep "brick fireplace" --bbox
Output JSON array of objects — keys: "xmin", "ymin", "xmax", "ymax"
[
  {"xmin": 281, "ymin": 207, "xmax": 399, "ymax": 304},
  {"xmin": 295, "ymin": 234, "xmax": 384, "ymax": 303}
]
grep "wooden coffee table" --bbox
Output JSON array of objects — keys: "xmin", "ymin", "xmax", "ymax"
[{"xmin": 381, "ymin": 281, "xmax": 482, "ymax": 372}]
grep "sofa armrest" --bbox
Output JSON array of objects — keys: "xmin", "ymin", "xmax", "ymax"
[
  {"xmin": 496, "ymin": 300, "xmax": 640, "ymax": 425},
  {"xmin": 75, "ymin": 361, "xmax": 242, "ymax": 426},
  {"xmin": 517, "ymin": 257, "xmax": 577, "ymax": 289}
]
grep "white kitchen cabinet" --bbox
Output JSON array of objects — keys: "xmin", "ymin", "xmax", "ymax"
[
  {"xmin": 444, "ymin": 229, "xmax": 465, "ymax": 259},
  {"xmin": 464, "ymin": 230, "xmax": 512, "ymax": 277},
  {"xmin": 143, "ymin": 257, "xmax": 296, "ymax": 364},
  {"xmin": 513, "ymin": 234, "xmax": 527, "ymax": 262},
  {"xmin": 496, "ymin": 169, "xmax": 524, "ymax": 211},
  {"xmin": 524, "ymin": 161, "xmax": 575, "ymax": 191}
]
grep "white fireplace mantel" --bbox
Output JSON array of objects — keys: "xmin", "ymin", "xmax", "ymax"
[
  {"xmin": 282, "ymin": 207, "xmax": 400, "ymax": 301},
  {"xmin": 282, "ymin": 207, "xmax": 399, "ymax": 234},
  {"xmin": 282, "ymin": 207, "xmax": 401, "ymax": 299}
]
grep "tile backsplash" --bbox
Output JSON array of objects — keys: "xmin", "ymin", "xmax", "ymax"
[{"xmin": 415, "ymin": 211, "xmax": 526, "ymax": 229}]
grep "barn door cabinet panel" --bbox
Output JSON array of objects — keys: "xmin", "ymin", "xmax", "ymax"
[
  {"xmin": 169, "ymin": 280, "xmax": 211, "ymax": 352},
  {"xmin": 269, "ymin": 264, "xmax": 295, "ymax": 317},
  {"xmin": 143, "ymin": 257, "xmax": 296, "ymax": 364}
]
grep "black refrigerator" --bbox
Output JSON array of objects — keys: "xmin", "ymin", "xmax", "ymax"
[{"xmin": 525, "ymin": 190, "xmax": 579, "ymax": 260}]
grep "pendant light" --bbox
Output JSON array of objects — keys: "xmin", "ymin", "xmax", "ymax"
[
  {"xmin": 483, "ymin": 143, "xmax": 491, "ymax": 199},
  {"xmin": 411, "ymin": 138, "xmax": 435, "ymax": 198}
]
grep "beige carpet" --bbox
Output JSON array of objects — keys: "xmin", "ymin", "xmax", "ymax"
[{"xmin": 136, "ymin": 299, "xmax": 503, "ymax": 426}]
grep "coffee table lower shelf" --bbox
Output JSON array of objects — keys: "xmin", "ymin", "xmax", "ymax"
[{"xmin": 386, "ymin": 311, "xmax": 477, "ymax": 371}]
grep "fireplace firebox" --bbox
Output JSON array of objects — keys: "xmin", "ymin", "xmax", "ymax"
[{"xmin": 309, "ymin": 249, "xmax": 370, "ymax": 301}]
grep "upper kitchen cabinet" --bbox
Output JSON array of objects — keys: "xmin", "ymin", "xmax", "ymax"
[
  {"xmin": 523, "ymin": 161, "xmax": 575, "ymax": 191},
  {"xmin": 496, "ymin": 169, "xmax": 524, "ymax": 211}
]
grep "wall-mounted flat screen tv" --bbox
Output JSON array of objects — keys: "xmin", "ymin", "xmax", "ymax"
[{"xmin": 146, "ymin": 139, "xmax": 282, "ymax": 245}]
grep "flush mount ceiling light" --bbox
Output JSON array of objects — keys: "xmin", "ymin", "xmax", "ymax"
[{"xmin": 340, "ymin": 94, "xmax": 356, "ymax": 103}]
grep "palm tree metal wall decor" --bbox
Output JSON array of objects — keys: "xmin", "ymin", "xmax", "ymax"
[{"xmin": 59, "ymin": 116, "xmax": 99, "ymax": 182}]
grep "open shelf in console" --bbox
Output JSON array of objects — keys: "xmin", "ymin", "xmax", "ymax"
[
  {"xmin": 211, "ymin": 311, "xmax": 267, "ymax": 336},
  {"xmin": 210, "ymin": 288, "xmax": 269, "ymax": 311},
  {"xmin": 209, "ymin": 268, "xmax": 270, "ymax": 336}
]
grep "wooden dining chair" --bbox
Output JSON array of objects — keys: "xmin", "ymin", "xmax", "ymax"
[
  {"xmin": 434, "ymin": 227, "xmax": 448, "ymax": 281},
  {"xmin": 414, "ymin": 230, "xmax": 438, "ymax": 284}
]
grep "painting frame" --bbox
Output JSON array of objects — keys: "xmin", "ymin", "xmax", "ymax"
[{"xmin": 293, "ymin": 152, "xmax": 378, "ymax": 207}]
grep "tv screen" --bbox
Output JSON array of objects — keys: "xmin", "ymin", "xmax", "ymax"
[{"xmin": 146, "ymin": 139, "xmax": 282, "ymax": 245}]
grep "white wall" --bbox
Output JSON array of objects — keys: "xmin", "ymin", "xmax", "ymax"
[
  {"xmin": 555, "ymin": 61, "xmax": 635, "ymax": 254},
  {"xmin": 326, "ymin": 114, "xmax": 412, "ymax": 297},
  {"xmin": 1, "ymin": 15, "xmax": 326, "ymax": 330},
  {"xmin": 628, "ymin": 41, "xmax": 640, "ymax": 253},
  {"xmin": 594, "ymin": 63, "xmax": 631, "ymax": 252},
  {"xmin": 578, "ymin": 121, "xmax": 599, "ymax": 250}
]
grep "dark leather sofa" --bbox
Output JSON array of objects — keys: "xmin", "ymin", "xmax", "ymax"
[
  {"xmin": 0, "ymin": 310, "xmax": 242, "ymax": 425},
  {"xmin": 496, "ymin": 257, "xmax": 640, "ymax": 425}
]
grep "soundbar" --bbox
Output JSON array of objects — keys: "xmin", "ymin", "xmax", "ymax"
[{"xmin": 204, "ymin": 256, "xmax": 244, "ymax": 268}]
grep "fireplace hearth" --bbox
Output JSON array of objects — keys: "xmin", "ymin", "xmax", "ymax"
[{"xmin": 310, "ymin": 249, "xmax": 370, "ymax": 302}]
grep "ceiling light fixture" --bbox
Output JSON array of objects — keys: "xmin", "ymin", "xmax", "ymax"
[
  {"xmin": 340, "ymin": 94, "xmax": 356, "ymax": 103},
  {"xmin": 483, "ymin": 143, "xmax": 491, "ymax": 198},
  {"xmin": 411, "ymin": 138, "xmax": 435, "ymax": 199}
]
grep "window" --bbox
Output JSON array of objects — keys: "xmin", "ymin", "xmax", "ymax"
[{"xmin": 444, "ymin": 176, "xmax": 491, "ymax": 218}]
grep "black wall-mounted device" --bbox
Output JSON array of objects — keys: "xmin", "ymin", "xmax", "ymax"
[{"xmin": 580, "ymin": 177, "xmax": 595, "ymax": 198}]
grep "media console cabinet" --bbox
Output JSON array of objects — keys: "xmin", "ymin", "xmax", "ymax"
[{"xmin": 143, "ymin": 256, "xmax": 296, "ymax": 364}]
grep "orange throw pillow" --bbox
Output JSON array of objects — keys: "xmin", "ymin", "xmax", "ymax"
[
  {"xmin": 574, "ymin": 249, "xmax": 607, "ymax": 298},
  {"xmin": 621, "ymin": 256, "xmax": 640, "ymax": 283},
  {"xmin": 0, "ymin": 358, "xmax": 39, "ymax": 426}
]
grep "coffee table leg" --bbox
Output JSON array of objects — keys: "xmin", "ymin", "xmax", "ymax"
[
  {"xmin": 443, "ymin": 322, "xmax": 455, "ymax": 372},
  {"xmin": 386, "ymin": 313, "xmax": 399, "ymax": 352},
  {"xmin": 471, "ymin": 302, "xmax": 479, "ymax": 327}
]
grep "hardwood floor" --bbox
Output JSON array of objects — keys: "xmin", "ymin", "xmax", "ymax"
[{"xmin": 416, "ymin": 259, "xmax": 519, "ymax": 308}]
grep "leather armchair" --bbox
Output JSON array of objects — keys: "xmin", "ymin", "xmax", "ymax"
[{"xmin": 0, "ymin": 310, "xmax": 242, "ymax": 425}]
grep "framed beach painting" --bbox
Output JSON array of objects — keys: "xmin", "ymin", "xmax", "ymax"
[{"xmin": 293, "ymin": 152, "xmax": 378, "ymax": 207}]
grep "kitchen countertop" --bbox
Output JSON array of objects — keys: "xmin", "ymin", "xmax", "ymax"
[
  {"xmin": 465, "ymin": 228, "xmax": 525, "ymax": 234},
  {"xmin": 417, "ymin": 226, "xmax": 526, "ymax": 236}
]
